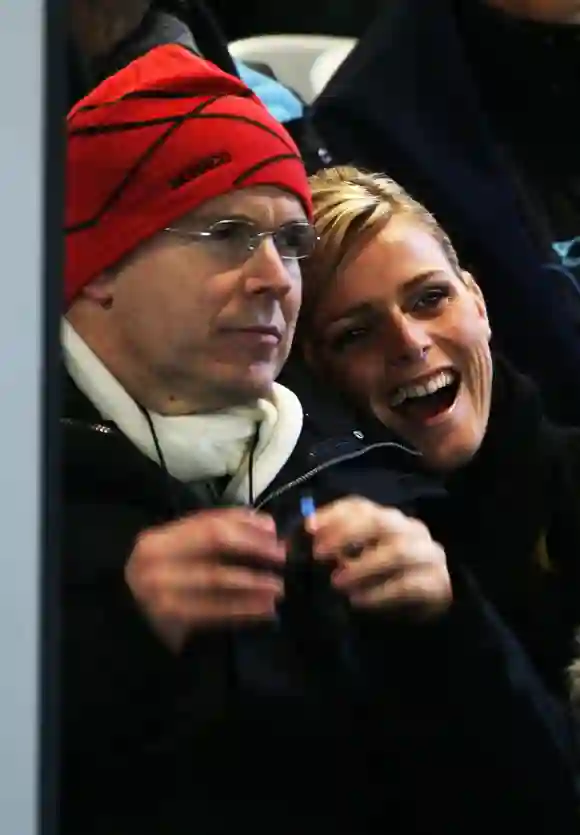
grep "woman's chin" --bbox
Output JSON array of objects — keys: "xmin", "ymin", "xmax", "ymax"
[
  {"xmin": 422, "ymin": 443, "xmax": 478, "ymax": 472},
  {"xmin": 415, "ymin": 423, "xmax": 484, "ymax": 471}
]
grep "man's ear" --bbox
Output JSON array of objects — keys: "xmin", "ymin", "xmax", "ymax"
[
  {"xmin": 461, "ymin": 270, "xmax": 491, "ymax": 341},
  {"xmin": 81, "ymin": 270, "xmax": 116, "ymax": 310}
]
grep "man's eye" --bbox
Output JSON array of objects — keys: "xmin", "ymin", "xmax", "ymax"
[{"xmin": 208, "ymin": 220, "xmax": 251, "ymax": 243}]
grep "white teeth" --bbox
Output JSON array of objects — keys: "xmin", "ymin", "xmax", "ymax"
[{"xmin": 389, "ymin": 370, "xmax": 456, "ymax": 408}]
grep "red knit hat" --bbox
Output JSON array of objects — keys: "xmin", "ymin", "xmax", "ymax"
[{"xmin": 65, "ymin": 44, "xmax": 311, "ymax": 306}]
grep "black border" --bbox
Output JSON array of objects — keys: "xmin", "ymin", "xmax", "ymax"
[{"xmin": 39, "ymin": 1, "xmax": 66, "ymax": 832}]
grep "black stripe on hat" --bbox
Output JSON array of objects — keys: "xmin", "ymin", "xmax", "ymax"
[
  {"xmin": 234, "ymin": 154, "xmax": 303, "ymax": 185},
  {"xmin": 67, "ymin": 114, "xmax": 189, "ymax": 234},
  {"xmin": 74, "ymin": 85, "xmax": 254, "ymax": 113},
  {"xmin": 69, "ymin": 94, "xmax": 221, "ymax": 135},
  {"xmin": 69, "ymin": 110, "xmax": 296, "ymax": 154},
  {"xmin": 67, "ymin": 111, "xmax": 297, "ymax": 234}
]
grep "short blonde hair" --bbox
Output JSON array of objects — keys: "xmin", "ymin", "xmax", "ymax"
[{"xmin": 300, "ymin": 166, "xmax": 461, "ymax": 331}]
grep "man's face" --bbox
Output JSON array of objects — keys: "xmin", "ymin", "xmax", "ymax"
[{"xmin": 76, "ymin": 186, "xmax": 309, "ymax": 413}]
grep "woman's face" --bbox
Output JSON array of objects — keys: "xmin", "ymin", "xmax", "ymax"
[{"xmin": 307, "ymin": 216, "xmax": 493, "ymax": 471}]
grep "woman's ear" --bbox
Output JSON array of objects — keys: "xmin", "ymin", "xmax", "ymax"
[{"xmin": 462, "ymin": 270, "xmax": 491, "ymax": 341}]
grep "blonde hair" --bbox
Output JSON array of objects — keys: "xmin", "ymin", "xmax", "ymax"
[{"xmin": 300, "ymin": 166, "xmax": 462, "ymax": 332}]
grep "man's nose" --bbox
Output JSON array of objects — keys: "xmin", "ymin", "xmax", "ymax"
[{"xmin": 243, "ymin": 237, "xmax": 297, "ymax": 298}]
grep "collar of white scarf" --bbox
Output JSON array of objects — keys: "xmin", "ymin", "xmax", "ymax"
[{"xmin": 61, "ymin": 320, "xmax": 303, "ymax": 503}]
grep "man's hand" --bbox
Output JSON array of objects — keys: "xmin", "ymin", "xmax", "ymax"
[{"xmin": 126, "ymin": 508, "xmax": 285, "ymax": 652}]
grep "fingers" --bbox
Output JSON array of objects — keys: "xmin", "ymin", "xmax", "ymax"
[
  {"xmin": 306, "ymin": 497, "xmax": 408, "ymax": 561},
  {"xmin": 141, "ymin": 561, "xmax": 284, "ymax": 603},
  {"xmin": 333, "ymin": 540, "xmax": 451, "ymax": 613},
  {"xmin": 331, "ymin": 535, "xmax": 443, "ymax": 588},
  {"xmin": 126, "ymin": 508, "xmax": 288, "ymax": 645},
  {"xmin": 153, "ymin": 563, "xmax": 283, "ymax": 628},
  {"xmin": 127, "ymin": 497, "xmax": 451, "ymax": 645},
  {"xmin": 304, "ymin": 496, "xmax": 451, "ymax": 617},
  {"xmin": 331, "ymin": 545, "xmax": 401, "ymax": 590},
  {"xmin": 138, "ymin": 508, "xmax": 286, "ymax": 569},
  {"xmin": 346, "ymin": 567, "xmax": 450, "ymax": 612}
]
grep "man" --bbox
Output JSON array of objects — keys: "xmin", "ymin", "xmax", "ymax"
[
  {"xmin": 61, "ymin": 44, "xmax": 579, "ymax": 835},
  {"xmin": 313, "ymin": 0, "xmax": 580, "ymax": 423}
]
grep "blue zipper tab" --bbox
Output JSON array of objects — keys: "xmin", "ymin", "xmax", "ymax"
[{"xmin": 300, "ymin": 493, "xmax": 316, "ymax": 520}]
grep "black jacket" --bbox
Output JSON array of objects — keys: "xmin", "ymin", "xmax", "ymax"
[
  {"xmin": 312, "ymin": 0, "xmax": 580, "ymax": 424},
  {"xmin": 62, "ymin": 369, "xmax": 580, "ymax": 835},
  {"xmin": 419, "ymin": 358, "xmax": 580, "ymax": 697}
]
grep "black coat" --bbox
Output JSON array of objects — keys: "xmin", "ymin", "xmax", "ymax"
[
  {"xmin": 61, "ymin": 369, "xmax": 580, "ymax": 834},
  {"xmin": 312, "ymin": 0, "xmax": 580, "ymax": 424},
  {"xmin": 417, "ymin": 358, "xmax": 580, "ymax": 697}
]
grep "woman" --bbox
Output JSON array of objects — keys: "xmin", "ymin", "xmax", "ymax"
[{"xmin": 297, "ymin": 165, "xmax": 580, "ymax": 697}]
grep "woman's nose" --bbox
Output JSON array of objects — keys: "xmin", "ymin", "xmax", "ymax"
[{"xmin": 384, "ymin": 316, "xmax": 432, "ymax": 367}]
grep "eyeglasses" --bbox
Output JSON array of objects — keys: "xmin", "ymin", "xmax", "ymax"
[{"xmin": 163, "ymin": 218, "xmax": 318, "ymax": 267}]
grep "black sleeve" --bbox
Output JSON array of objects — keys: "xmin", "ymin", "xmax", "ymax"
[
  {"xmin": 61, "ymin": 501, "xmax": 228, "ymax": 822},
  {"xmin": 350, "ymin": 567, "xmax": 580, "ymax": 830},
  {"xmin": 542, "ymin": 424, "xmax": 580, "ymax": 659}
]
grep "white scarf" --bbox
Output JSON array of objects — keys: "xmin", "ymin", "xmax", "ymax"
[{"xmin": 61, "ymin": 320, "xmax": 303, "ymax": 503}]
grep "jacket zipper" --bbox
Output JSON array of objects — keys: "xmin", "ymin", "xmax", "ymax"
[
  {"xmin": 63, "ymin": 418, "xmax": 420, "ymax": 511},
  {"xmin": 61, "ymin": 417, "xmax": 114, "ymax": 434},
  {"xmin": 255, "ymin": 441, "xmax": 420, "ymax": 510}
]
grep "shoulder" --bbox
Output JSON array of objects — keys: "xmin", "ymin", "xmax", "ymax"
[
  {"xmin": 532, "ymin": 412, "xmax": 580, "ymax": 524},
  {"xmin": 61, "ymin": 378, "xmax": 177, "ymax": 582},
  {"xmin": 539, "ymin": 419, "xmax": 580, "ymax": 568},
  {"xmin": 541, "ymin": 419, "xmax": 580, "ymax": 473}
]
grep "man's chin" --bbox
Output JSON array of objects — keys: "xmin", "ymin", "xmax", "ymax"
[{"xmin": 213, "ymin": 371, "xmax": 276, "ymax": 408}]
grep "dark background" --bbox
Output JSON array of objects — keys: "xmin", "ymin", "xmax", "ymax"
[{"xmin": 207, "ymin": 0, "xmax": 383, "ymax": 40}]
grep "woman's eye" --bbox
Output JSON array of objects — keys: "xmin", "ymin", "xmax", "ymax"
[
  {"xmin": 414, "ymin": 286, "xmax": 451, "ymax": 311},
  {"xmin": 331, "ymin": 326, "xmax": 370, "ymax": 351}
]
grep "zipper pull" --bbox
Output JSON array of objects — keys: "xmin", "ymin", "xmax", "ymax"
[{"xmin": 300, "ymin": 493, "xmax": 316, "ymax": 521}]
